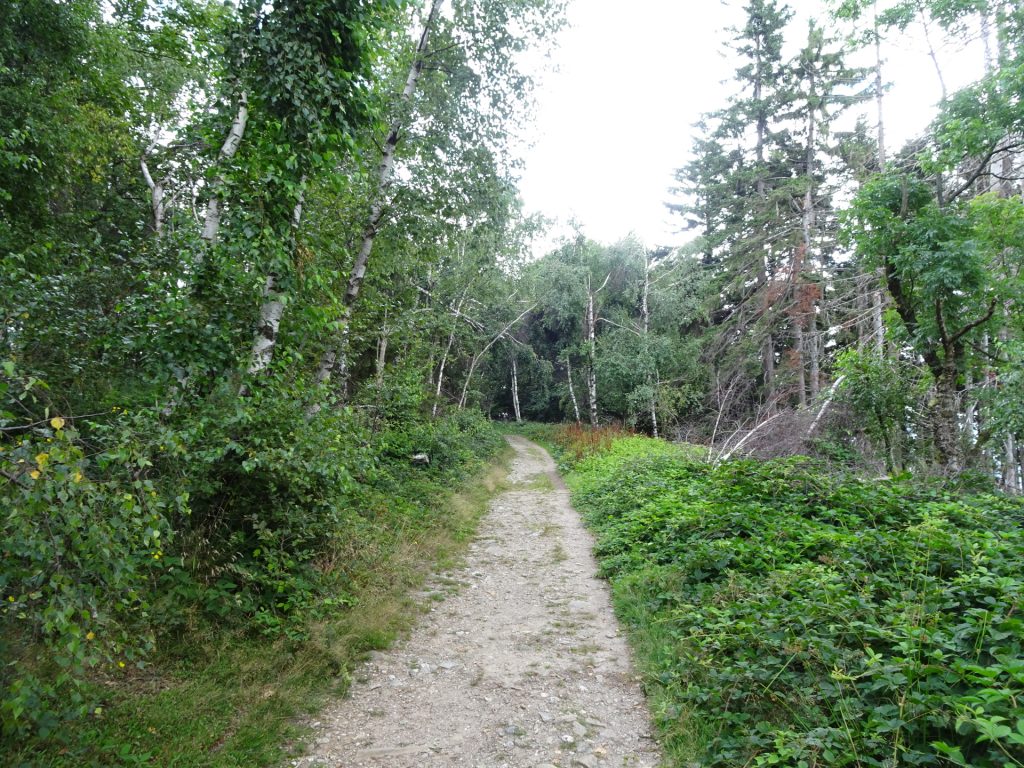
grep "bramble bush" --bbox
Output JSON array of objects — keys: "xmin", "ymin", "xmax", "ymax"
[{"xmin": 566, "ymin": 436, "xmax": 1024, "ymax": 767}]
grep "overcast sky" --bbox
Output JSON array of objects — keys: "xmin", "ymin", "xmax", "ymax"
[{"xmin": 515, "ymin": 0, "xmax": 986, "ymax": 256}]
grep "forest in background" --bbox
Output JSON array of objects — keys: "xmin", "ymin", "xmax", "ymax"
[
  {"xmin": 493, "ymin": 0, "xmax": 1024, "ymax": 488},
  {"xmin": 2, "ymin": 0, "xmax": 1023, "ymax": 764}
]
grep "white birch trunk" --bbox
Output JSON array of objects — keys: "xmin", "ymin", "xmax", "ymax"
[
  {"xmin": 432, "ymin": 289, "xmax": 469, "ymax": 418},
  {"xmin": 201, "ymin": 94, "xmax": 249, "ymax": 247},
  {"xmin": 431, "ymin": 334, "xmax": 451, "ymax": 418},
  {"xmin": 807, "ymin": 375, "xmax": 846, "ymax": 438},
  {"xmin": 247, "ymin": 274, "xmax": 285, "ymax": 376},
  {"xmin": 586, "ymin": 277, "xmax": 598, "ymax": 427},
  {"xmin": 458, "ymin": 304, "xmax": 536, "ymax": 410},
  {"xmin": 315, "ymin": 0, "xmax": 444, "ymax": 392},
  {"xmin": 246, "ymin": 189, "xmax": 304, "ymax": 379},
  {"xmin": 1004, "ymin": 434, "xmax": 1019, "ymax": 493},
  {"xmin": 566, "ymin": 358, "xmax": 581, "ymax": 424},
  {"xmin": 140, "ymin": 155, "xmax": 166, "ymax": 236},
  {"xmin": 375, "ymin": 313, "xmax": 389, "ymax": 386},
  {"xmin": 510, "ymin": 353, "xmax": 521, "ymax": 423}
]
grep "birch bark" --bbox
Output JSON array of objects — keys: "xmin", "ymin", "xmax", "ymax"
[
  {"xmin": 314, "ymin": 0, "xmax": 444, "ymax": 394},
  {"xmin": 201, "ymin": 94, "xmax": 249, "ymax": 248},
  {"xmin": 584, "ymin": 273, "xmax": 608, "ymax": 427},
  {"xmin": 432, "ymin": 287, "xmax": 470, "ymax": 417},
  {"xmin": 510, "ymin": 353, "xmax": 521, "ymax": 423},
  {"xmin": 246, "ymin": 189, "xmax": 305, "ymax": 378},
  {"xmin": 458, "ymin": 304, "xmax": 535, "ymax": 409},
  {"xmin": 565, "ymin": 358, "xmax": 581, "ymax": 424},
  {"xmin": 140, "ymin": 154, "xmax": 166, "ymax": 236}
]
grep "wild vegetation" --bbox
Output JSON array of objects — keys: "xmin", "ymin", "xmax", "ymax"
[
  {"xmin": 536, "ymin": 425, "xmax": 1024, "ymax": 768},
  {"xmin": 3, "ymin": 0, "xmax": 1023, "ymax": 765},
  {"xmin": 1, "ymin": 0, "xmax": 562, "ymax": 759}
]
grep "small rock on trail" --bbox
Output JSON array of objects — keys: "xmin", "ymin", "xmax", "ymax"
[{"xmin": 292, "ymin": 435, "xmax": 663, "ymax": 768}]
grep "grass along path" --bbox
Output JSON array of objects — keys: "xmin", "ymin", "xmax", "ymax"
[{"xmin": 7, "ymin": 444, "xmax": 513, "ymax": 768}]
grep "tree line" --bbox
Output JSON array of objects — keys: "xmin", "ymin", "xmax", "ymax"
[{"xmin": 472, "ymin": 0, "xmax": 1023, "ymax": 489}]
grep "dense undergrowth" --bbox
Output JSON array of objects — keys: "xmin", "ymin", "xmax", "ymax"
[
  {"xmin": 538, "ymin": 425, "xmax": 1024, "ymax": 768},
  {"xmin": 2, "ymin": 389, "xmax": 505, "ymax": 766}
]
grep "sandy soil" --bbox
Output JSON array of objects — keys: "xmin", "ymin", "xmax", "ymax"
[{"xmin": 292, "ymin": 435, "xmax": 663, "ymax": 768}]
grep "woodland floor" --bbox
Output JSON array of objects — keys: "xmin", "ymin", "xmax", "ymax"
[{"xmin": 292, "ymin": 435, "xmax": 662, "ymax": 768}]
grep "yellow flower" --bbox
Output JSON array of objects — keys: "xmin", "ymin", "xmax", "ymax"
[
  {"xmin": 73, "ymin": 471, "xmax": 83, "ymax": 483},
  {"xmin": 50, "ymin": 416, "xmax": 65, "ymax": 430},
  {"xmin": 86, "ymin": 631, "xmax": 95, "ymax": 641},
  {"xmin": 118, "ymin": 661, "xmax": 126, "ymax": 668},
  {"xmin": 35, "ymin": 452, "xmax": 49, "ymax": 468},
  {"xmin": 6, "ymin": 596, "xmax": 13, "ymax": 603},
  {"xmin": 29, "ymin": 470, "xmax": 40, "ymax": 480}
]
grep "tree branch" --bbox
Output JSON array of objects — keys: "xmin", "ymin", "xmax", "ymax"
[{"xmin": 950, "ymin": 298, "xmax": 998, "ymax": 345}]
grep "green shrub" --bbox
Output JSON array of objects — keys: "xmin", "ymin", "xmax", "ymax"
[
  {"xmin": 1, "ymin": 417, "xmax": 180, "ymax": 739},
  {"xmin": 2, "ymin": 365, "xmax": 503, "ymax": 743},
  {"xmin": 568, "ymin": 437, "xmax": 1024, "ymax": 767}
]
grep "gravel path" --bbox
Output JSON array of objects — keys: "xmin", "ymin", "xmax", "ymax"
[{"xmin": 293, "ymin": 435, "xmax": 662, "ymax": 768}]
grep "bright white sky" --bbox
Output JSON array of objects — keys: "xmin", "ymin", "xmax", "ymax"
[{"xmin": 516, "ymin": 0, "xmax": 986, "ymax": 256}]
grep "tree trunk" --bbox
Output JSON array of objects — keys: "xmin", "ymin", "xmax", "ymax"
[
  {"xmin": 919, "ymin": 8, "xmax": 948, "ymax": 101},
  {"xmin": 586, "ymin": 278, "xmax": 598, "ymax": 427},
  {"xmin": 510, "ymin": 352, "xmax": 521, "ymax": 423},
  {"xmin": 640, "ymin": 249, "xmax": 658, "ymax": 437},
  {"xmin": 432, "ymin": 287, "xmax": 471, "ymax": 417},
  {"xmin": 314, "ymin": 0, "xmax": 444, "ymax": 394},
  {"xmin": 933, "ymin": 362, "xmax": 962, "ymax": 473},
  {"xmin": 245, "ymin": 188, "xmax": 305, "ymax": 381},
  {"xmin": 794, "ymin": 319, "xmax": 807, "ymax": 408},
  {"xmin": 762, "ymin": 332, "xmax": 775, "ymax": 392},
  {"xmin": 808, "ymin": 328, "xmax": 820, "ymax": 398},
  {"xmin": 140, "ymin": 154, "xmax": 166, "ymax": 236},
  {"xmin": 873, "ymin": 3, "xmax": 887, "ymax": 170},
  {"xmin": 201, "ymin": 93, "xmax": 249, "ymax": 247},
  {"xmin": 247, "ymin": 273, "xmax": 285, "ymax": 376},
  {"xmin": 375, "ymin": 312, "xmax": 389, "ymax": 387},
  {"xmin": 566, "ymin": 358, "xmax": 581, "ymax": 424},
  {"xmin": 1003, "ymin": 434, "xmax": 1019, "ymax": 493},
  {"xmin": 458, "ymin": 304, "xmax": 535, "ymax": 409},
  {"xmin": 872, "ymin": 274, "xmax": 885, "ymax": 357},
  {"xmin": 650, "ymin": 367, "xmax": 660, "ymax": 439}
]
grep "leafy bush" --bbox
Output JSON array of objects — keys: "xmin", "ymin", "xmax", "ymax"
[
  {"xmin": 1, "ymin": 417, "xmax": 181, "ymax": 739},
  {"xmin": 567, "ymin": 436, "xmax": 1024, "ymax": 767},
  {"xmin": 2, "ymin": 363, "xmax": 504, "ymax": 743}
]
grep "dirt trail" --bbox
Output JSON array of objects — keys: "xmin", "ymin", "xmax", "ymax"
[{"xmin": 293, "ymin": 435, "xmax": 662, "ymax": 768}]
